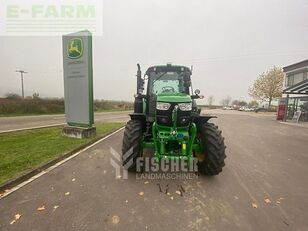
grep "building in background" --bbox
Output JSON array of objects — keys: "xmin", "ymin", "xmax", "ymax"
[{"xmin": 282, "ymin": 59, "xmax": 308, "ymax": 122}]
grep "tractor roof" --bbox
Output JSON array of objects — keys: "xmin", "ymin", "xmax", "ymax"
[{"xmin": 145, "ymin": 64, "xmax": 191, "ymax": 76}]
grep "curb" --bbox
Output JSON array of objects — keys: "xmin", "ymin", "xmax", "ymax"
[
  {"xmin": 278, "ymin": 121, "xmax": 308, "ymax": 129},
  {"xmin": 0, "ymin": 123, "xmax": 65, "ymax": 134},
  {"xmin": 0, "ymin": 126, "xmax": 125, "ymax": 195}
]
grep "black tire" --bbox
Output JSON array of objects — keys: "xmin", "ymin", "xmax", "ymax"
[
  {"xmin": 196, "ymin": 123, "xmax": 226, "ymax": 175},
  {"xmin": 122, "ymin": 120, "xmax": 143, "ymax": 172}
]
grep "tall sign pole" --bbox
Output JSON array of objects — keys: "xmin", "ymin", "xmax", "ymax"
[
  {"xmin": 16, "ymin": 70, "xmax": 27, "ymax": 98},
  {"xmin": 62, "ymin": 30, "xmax": 96, "ymax": 139}
]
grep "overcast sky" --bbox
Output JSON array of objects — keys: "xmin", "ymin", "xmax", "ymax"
[{"xmin": 1, "ymin": 0, "xmax": 308, "ymax": 104}]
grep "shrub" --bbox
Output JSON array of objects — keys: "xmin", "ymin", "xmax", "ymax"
[{"xmin": 0, "ymin": 97, "xmax": 133, "ymax": 116}]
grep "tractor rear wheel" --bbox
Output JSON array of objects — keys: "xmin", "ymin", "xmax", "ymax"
[
  {"xmin": 196, "ymin": 123, "xmax": 226, "ymax": 175},
  {"xmin": 122, "ymin": 120, "xmax": 143, "ymax": 172}
]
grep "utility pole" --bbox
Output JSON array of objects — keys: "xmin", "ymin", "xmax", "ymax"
[{"xmin": 16, "ymin": 70, "xmax": 28, "ymax": 98}]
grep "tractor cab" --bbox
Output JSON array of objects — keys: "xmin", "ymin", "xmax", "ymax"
[
  {"xmin": 145, "ymin": 64, "xmax": 192, "ymax": 95},
  {"xmin": 144, "ymin": 64, "xmax": 194, "ymax": 120}
]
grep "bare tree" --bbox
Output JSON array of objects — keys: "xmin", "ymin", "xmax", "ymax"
[
  {"xmin": 238, "ymin": 101, "xmax": 247, "ymax": 107},
  {"xmin": 220, "ymin": 96, "xmax": 232, "ymax": 106},
  {"xmin": 33, "ymin": 93, "xmax": 40, "ymax": 99},
  {"xmin": 5, "ymin": 93, "xmax": 21, "ymax": 99},
  {"xmin": 207, "ymin": 95, "xmax": 215, "ymax": 106},
  {"xmin": 248, "ymin": 100, "xmax": 259, "ymax": 108},
  {"xmin": 248, "ymin": 66, "xmax": 283, "ymax": 108},
  {"xmin": 231, "ymin": 100, "xmax": 239, "ymax": 106}
]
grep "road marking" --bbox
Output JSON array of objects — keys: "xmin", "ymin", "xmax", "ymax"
[
  {"xmin": 0, "ymin": 126, "xmax": 125, "ymax": 199},
  {"xmin": 0, "ymin": 115, "xmax": 129, "ymax": 133},
  {"xmin": 0, "ymin": 114, "xmax": 129, "ymax": 134},
  {"xmin": 0, "ymin": 123, "xmax": 66, "ymax": 134}
]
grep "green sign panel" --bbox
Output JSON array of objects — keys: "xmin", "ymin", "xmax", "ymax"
[{"xmin": 62, "ymin": 30, "xmax": 94, "ymax": 127}]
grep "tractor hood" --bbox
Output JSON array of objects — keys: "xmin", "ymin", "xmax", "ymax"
[{"xmin": 157, "ymin": 93, "xmax": 192, "ymax": 103}]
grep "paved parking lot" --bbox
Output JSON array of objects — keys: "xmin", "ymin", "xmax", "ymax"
[{"xmin": 0, "ymin": 110, "xmax": 307, "ymax": 231}]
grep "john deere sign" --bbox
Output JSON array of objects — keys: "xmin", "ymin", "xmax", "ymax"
[
  {"xmin": 62, "ymin": 30, "xmax": 94, "ymax": 127},
  {"xmin": 67, "ymin": 38, "xmax": 83, "ymax": 59}
]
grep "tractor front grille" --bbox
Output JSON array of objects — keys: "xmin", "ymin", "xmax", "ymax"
[{"xmin": 156, "ymin": 103, "xmax": 191, "ymax": 127}]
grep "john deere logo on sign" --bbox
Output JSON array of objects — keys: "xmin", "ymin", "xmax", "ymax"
[{"xmin": 68, "ymin": 38, "xmax": 83, "ymax": 59}]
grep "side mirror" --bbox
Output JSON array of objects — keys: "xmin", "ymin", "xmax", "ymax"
[{"xmin": 191, "ymin": 89, "xmax": 203, "ymax": 99}]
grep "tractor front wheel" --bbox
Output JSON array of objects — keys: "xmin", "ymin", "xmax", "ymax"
[
  {"xmin": 122, "ymin": 120, "xmax": 143, "ymax": 172},
  {"xmin": 196, "ymin": 123, "xmax": 226, "ymax": 175}
]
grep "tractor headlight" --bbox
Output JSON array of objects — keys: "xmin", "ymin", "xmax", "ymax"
[
  {"xmin": 178, "ymin": 103, "xmax": 192, "ymax": 111},
  {"xmin": 156, "ymin": 102, "xmax": 171, "ymax": 110}
]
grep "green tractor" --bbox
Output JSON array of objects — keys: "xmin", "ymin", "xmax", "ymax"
[{"xmin": 122, "ymin": 64, "xmax": 226, "ymax": 175}]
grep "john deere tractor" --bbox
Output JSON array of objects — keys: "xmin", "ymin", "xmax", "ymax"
[{"xmin": 122, "ymin": 64, "xmax": 226, "ymax": 175}]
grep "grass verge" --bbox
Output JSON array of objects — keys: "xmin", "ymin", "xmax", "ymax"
[{"xmin": 0, "ymin": 122, "xmax": 124, "ymax": 185}]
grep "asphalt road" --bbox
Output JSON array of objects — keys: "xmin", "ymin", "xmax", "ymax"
[
  {"xmin": 0, "ymin": 111, "xmax": 130, "ymax": 132},
  {"xmin": 0, "ymin": 110, "xmax": 308, "ymax": 230}
]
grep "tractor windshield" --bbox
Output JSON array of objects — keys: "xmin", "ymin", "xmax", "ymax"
[{"xmin": 148, "ymin": 71, "xmax": 185, "ymax": 94}]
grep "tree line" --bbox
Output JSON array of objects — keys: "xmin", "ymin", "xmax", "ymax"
[{"xmin": 0, "ymin": 93, "xmax": 133, "ymax": 116}]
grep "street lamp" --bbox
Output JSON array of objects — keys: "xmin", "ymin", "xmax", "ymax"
[{"xmin": 15, "ymin": 70, "xmax": 28, "ymax": 98}]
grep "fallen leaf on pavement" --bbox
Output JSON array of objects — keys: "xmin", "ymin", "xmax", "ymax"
[
  {"xmin": 65, "ymin": 192, "xmax": 70, "ymax": 196},
  {"xmin": 53, "ymin": 205, "xmax": 59, "ymax": 212},
  {"xmin": 10, "ymin": 220, "xmax": 16, "ymax": 225},
  {"xmin": 139, "ymin": 191, "xmax": 144, "ymax": 196},
  {"xmin": 251, "ymin": 203, "xmax": 258, "ymax": 208},
  {"xmin": 1, "ymin": 189, "xmax": 11, "ymax": 197},
  {"xmin": 111, "ymin": 215, "xmax": 120, "ymax": 224},
  {"xmin": 276, "ymin": 197, "xmax": 284, "ymax": 204},
  {"xmin": 10, "ymin": 213, "xmax": 22, "ymax": 225},
  {"xmin": 37, "ymin": 205, "xmax": 45, "ymax": 211},
  {"xmin": 264, "ymin": 198, "xmax": 271, "ymax": 204}
]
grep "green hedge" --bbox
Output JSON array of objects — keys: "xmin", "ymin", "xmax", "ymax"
[{"xmin": 0, "ymin": 98, "xmax": 133, "ymax": 116}]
